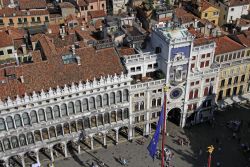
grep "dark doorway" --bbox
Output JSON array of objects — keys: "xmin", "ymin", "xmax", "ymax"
[{"xmin": 167, "ymin": 108, "xmax": 181, "ymax": 126}]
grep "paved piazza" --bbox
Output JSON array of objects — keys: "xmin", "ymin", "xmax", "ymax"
[{"xmin": 41, "ymin": 103, "xmax": 250, "ymax": 167}]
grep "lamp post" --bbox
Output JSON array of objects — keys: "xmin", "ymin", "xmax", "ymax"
[{"xmin": 207, "ymin": 145, "xmax": 214, "ymax": 167}]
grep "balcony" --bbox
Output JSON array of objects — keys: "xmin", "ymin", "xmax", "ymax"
[{"xmin": 131, "ymin": 70, "xmax": 165, "ymax": 85}]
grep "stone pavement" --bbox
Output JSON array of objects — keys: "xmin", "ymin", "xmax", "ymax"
[{"xmin": 49, "ymin": 103, "xmax": 250, "ymax": 167}]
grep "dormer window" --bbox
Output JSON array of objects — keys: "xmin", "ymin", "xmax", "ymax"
[{"xmin": 62, "ymin": 54, "xmax": 77, "ymax": 64}]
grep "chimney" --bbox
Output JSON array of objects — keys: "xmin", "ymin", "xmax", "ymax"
[
  {"xmin": 10, "ymin": 0, "xmax": 14, "ymax": 5},
  {"xmin": 179, "ymin": 2, "xmax": 182, "ymax": 8},
  {"xmin": 62, "ymin": 26, "xmax": 66, "ymax": 34},
  {"xmin": 76, "ymin": 56, "xmax": 81, "ymax": 65},
  {"xmin": 48, "ymin": 28, "xmax": 52, "ymax": 34},
  {"xmin": 71, "ymin": 44, "xmax": 75, "ymax": 55},
  {"xmin": 59, "ymin": 28, "xmax": 65, "ymax": 40},
  {"xmin": 20, "ymin": 76, "xmax": 24, "ymax": 83},
  {"xmin": 81, "ymin": 26, "xmax": 85, "ymax": 31},
  {"xmin": 21, "ymin": 44, "xmax": 27, "ymax": 55}
]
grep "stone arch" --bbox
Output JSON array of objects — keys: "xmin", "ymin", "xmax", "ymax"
[
  {"xmin": 38, "ymin": 109, "xmax": 46, "ymax": 122},
  {"xmin": 38, "ymin": 147, "xmax": 51, "ymax": 162},
  {"xmin": 123, "ymin": 89, "xmax": 129, "ymax": 102},
  {"xmin": 34, "ymin": 130, "xmax": 42, "ymax": 142},
  {"xmin": 167, "ymin": 108, "xmax": 181, "ymax": 126},
  {"xmin": 123, "ymin": 108, "xmax": 129, "ymax": 119},
  {"xmin": 26, "ymin": 132, "xmax": 34, "ymax": 144},
  {"xmin": 70, "ymin": 121, "xmax": 77, "ymax": 133},
  {"xmin": 84, "ymin": 117, "xmax": 90, "ymax": 129},
  {"xmin": 63, "ymin": 123, "xmax": 70, "ymax": 134},
  {"xmin": 3, "ymin": 138, "xmax": 11, "ymax": 150},
  {"xmin": 152, "ymin": 98, "xmax": 156, "ymax": 108},
  {"xmin": 53, "ymin": 105, "xmax": 60, "ymax": 118},
  {"xmin": 110, "ymin": 92, "xmax": 115, "ymax": 105},
  {"xmin": 0, "ymin": 118, "xmax": 6, "ymax": 131},
  {"xmin": 75, "ymin": 100, "xmax": 82, "ymax": 113},
  {"xmin": 97, "ymin": 114, "xmax": 103, "ymax": 126},
  {"xmin": 14, "ymin": 114, "xmax": 22, "ymax": 128},
  {"xmin": 61, "ymin": 103, "xmax": 68, "ymax": 117},
  {"xmin": 42, "ymin": 128, "xmax": 49, "ymax": 140},
  {"xmin": 30, "ymin": 110, "xmax": 38, "ymax": 124},
  {"xmin": 46, "ymin": 107, "xmax": 53, "ymax": 121},
  {"xmin": 157, "ymin": 98, "xmax": 162, "ymax": 106},
  {"xmin": 19, "ymin": 134, "xmax": 27, "ymax": 146},
  {"xmin": 82, "ymin": 98, "xmax": 88, "ymax": 111},
  {"xmin": 6, "ymin": 116, "xmax": 14, "ymax": 130},
  {"xmin": 90, "ymin": 116, "xmax": 97, "ymax": 128},
  {"xmin": 89, "ymin": 97, "xmax": 95, "ymax": 110},
  {"xmin": 104, "ymin": 112, "xmax": 110, "ymax": 124},
  {"xmin": 22, "ymin": 112, "xmax": 30, "ymax": 126},
  {"xmin": 8, "ymin": 155, "xmax": 21, "ymax": 167},
  {"xmin": 11, "ymin": 136, "xmax": 19, "ymax": 148},
  {"xmin": 117, "ymin": 109, "xmax": 122, "ymax": 121},
  {"xmin": 77, "ymin": 119, "xmax": 84, "ymax": 131},
  {"xmin": 68, "ymin": 102, "xmax": 75, "ymax": 115},
  {"xmin": 96, "ymin": 95, "xmax": 102, "ymax": 108},
  {"xmin": 103, "ymin": 93, "xmax": 109, "ymax": 106},
  {"xmin": 119, "ymin": 126, "xmax": 128, "ymax": 140},
  {"xmin": 49, "ymin": 126, "xmax": 56, "ymax": 138},
  {"xmin": 116, "ymin": 91, "xmax": 122, "ymax": 103},
  {"xmin": 56, "ymin": 124, "xmax": 63, "ymax": 136},
  {"xmin": 111, "ymin": 111, "xmax": 116, "ymax": 122}
]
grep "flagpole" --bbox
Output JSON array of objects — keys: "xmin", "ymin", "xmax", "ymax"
[{"xmin": 161, "ymin": 85, "xmax": 168, "ymax": 167}]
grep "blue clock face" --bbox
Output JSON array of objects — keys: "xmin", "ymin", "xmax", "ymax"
[{"xmin": 170, "ymin": 88, "xmax": 183, "ymax": 99}]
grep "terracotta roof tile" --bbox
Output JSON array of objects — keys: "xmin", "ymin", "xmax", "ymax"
[
  {"xmin": 214, "ymin": 36, "xmax": 245, "ymax": 55},
  {"xmin": 175, "ymin": 7, "xmax": 198, "ymax": 24},
  {"xmin": 59, "ymin": 2, "xmax": 75, "ymax": 8},
  {"xmin": 77, "ymin": 0, "xmax": 88, "ymax": 6},
  {"xmin": 118, "ymin": 47, "xmax": 136, "ymax": 56},
  {"xmin": 0, "ymin": 31, "xmax": 13, "ymax": 48},
  {"xmin": 88, "ymin": 10, "xmax": 106, "ymax": 19},
  {"xmin": 200, "ymin": 0, "xmax": 218, "ymax": 12},
  {"xmin": 0, "ymin": 8, "xmax": 49, "ymax": 17},
  {"xmin": 227, "ymin": 0, "xmax": 250, "ymax": 6},
  {"xmin": 19, "ymin": 0, "xmax": 47, "ymax": 10}
]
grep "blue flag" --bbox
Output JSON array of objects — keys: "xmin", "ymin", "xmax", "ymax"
[{"xmin": 147, "ymin": 105, "xmax": 165, "ymax": 159}]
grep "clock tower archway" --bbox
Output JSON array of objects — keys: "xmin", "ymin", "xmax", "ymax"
[{"xmin": 167, "ymin": 108, "xmax": 181, "ymax": 126}]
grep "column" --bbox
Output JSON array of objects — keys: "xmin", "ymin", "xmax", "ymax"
[
  {"xmin": 5, "ymin": 159, "xmax": 9, "ymax": 167},
  {"xmin": 115, "ymin": 130, "xmax": 119, "ymax": 144},
  {"xmin": 128, "ymin": 127, "xmax": 133, "ymax": 141},
  {"xmin": 50, "ymin": 148, "xmax": 54, "ymax": 162},
  {"xmin": 90, "ymin": 137, "xmax": 94, "ymax": 150},
  {"xmin": 36, "ymin": 151, "xmax": 40, "ymax": 164},
  {"xmin": 145, "ymin": 123, "xmax": 150, "ymax": 136},
  {"xmin": 21, "ymin": 155, "xmax": 25, "ymax": 167},
  {"xmin": 64, "ymin": 143, "xmax": 68, "ymax": 157},
  {"xmin": 103, "ymin": 134, "xmax": 107, "ymax": 147},
  {"xmin": 78, "ymin": 145, "xmax": 81, "ymax": 154}
]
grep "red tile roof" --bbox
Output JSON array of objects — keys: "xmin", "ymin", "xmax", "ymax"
[
  {"xmin": 19, "ymin": 0, "xmax": 47, "ymax": 10},
  {"xmin": 88, "ymin": 10, "xmax": 106, "ymax": 19},
  {"xmin": 200, "ymin": 0, "xmax": 218, "ymax": 12},
  {"xmin": 0, "ymin": 36, "xmax": 124, "ymax": 100},
  {"xmin": 59, "ymin": 2, "xmax": 75, "ymax": 8},
  {"xmin": 0, "ymin": 8, "xmax": 49, "ymax": 17},
  {"xmin": 0, "ymin": 31, "xmax": 13, "ymax": 48},
  {"xmin": 118, "ymin": 47, "xmax": 136, "ymax": 56},
  {"xmin": 175, "ymin": 7, "xmax": 198, "ymax": 24},
  {"xmin": 227, "ymin": 0, "xmax": 250, "ymax": 6},
  {"xmin": 214, "ymin": 36, "xmax": 245, "ymax": 55},
  {"xmin": 77, "ymin": 0, "xmax": 87, "ymax": 6}
]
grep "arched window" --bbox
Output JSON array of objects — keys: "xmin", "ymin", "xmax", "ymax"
[
  {"xmin": 61, "ymin": 103, "xmax": 67, "ymax": 117},
  {"xmin": 82, "ymin": 98, "xmax": 88, "ymax": 111},
  {"xmin": 134, "ymin": 102, "xmax": 139, "ymax": 111},
  {"xmin": 117, "ymin": 109, "xmax": 122, "ymax": 121},
  {"xmin": 140, "ymin": 101, "xmax": 144, "ymax": 110},
  {"xmin": 75, "ymin": 100, "xmax": 82, "ymax": 113},
  {"xmin": 104, "ymin": 113, "xmax": 109, "ymax": 124},
  {"xmin": 27, "ymin": 132, "xmax": 34, "ymax": 144},
  {"xmin": 189, "ymin": 90, "xmax": 193, "ymax": 99},
  {"xmin": 96, "ymin": 95, "xmax": 102, "ymax": 108},
  {"xmin": 19, "ymin": 134, "xmax": 26, "ymax": 146},
  {"xmin": 14, "ymin": 114, "xmax": 22, "ymax": 128},
  {"xmin": 77, "ymin": 119, "xmax": 83, "ymax": 130},
  {"xmin": 38, "ymin": 109, "xmax": 45, "ymax": 122},
  {"xmin": 56, "ymin": 125, "xmax": 63, "ymax": 136},
  {"xmin": 0, "ymin": 118, "xmax": 6, "ymax": 131},
  {"xmin": 53, "ymin": 105, "xmax": 60, "ymax": 118},
  {"xmin": 49, "ymin": 127, "xmax": 56, "ymax": 138},
  {"xmin": 98, "ymin": 114, "xmax": 103, "ymax": 125},
  {"xmin": 123, "ymin": 89, "xmax": 129, "ymax": 102},
  {"xmin": 110, "ymin": 92, "xmax": 115, "ymax": 105},
  {"xmin": 84, "ymin": 117, "xmax": 90, "ymax": 129},
  {"xmin": 34, "ymin": 130, "xmax": 41, "ymax": 141},
  {"xmin": 194, "ymin": 89, "xmax": 199, "ymax": 98},
  {"xmin": 116, "ymin": 91, "xmax": 122, "ymax": 103},
  {"xmin": 0, "ymin": 142, "xmax": 3, "ymax": 152},
  {"xmin": 103, "ymin": 94, "xmax": 108, "ymax": 106},
  {"xmin": 89, "ymin": 97, "xmax": 95, "ymax": 110},
  {"xmin": 111, "ymin": 111, "xmax": 116, "ymax": 122},
  {"xmin": 204, "ymin": 87, "xmax": 209, "ymax": 96},
  {"xmin": 70, "ymin": 122, "xmax": 77, "ymax": 132},
  {"xmin": 3, "ymin": 138, "xmax": 11, "ymax": 150},
  {"xmin": 46, "ymin": 107, "xmax": 53, "ymax": 120},
  {"xmin": 6, "ymin": 116, "xmax": 14, "ymax": 129},
  {"xmin": 11, "ymin": 136, "xmax": 19, "ymax": 148},
  {"xmin": 124, "ymin": 108, "xmax": 129, "ymax": 119},
  {"xmin": 22, "ymin": 112, "xmax": 30, "ymax": 125},
  {"xmin": 157, "ymin": 98, "xmax": 161, "ymax": 106},
  {"xmin": 30, "ymin": 111, "xmax": 38, "ymax": 124},
  {"xmin": 152, "ymin": 99, "xmax": 156, "ymax": 108},
  {"xmin": 63, "ymin": 123, "xmax": 70, "ymax": 134},
  {"xmin": 42, "ymin": 128, "xmax": 49, "ymax": 140},
  {"xmin": 68, "ymin": 102, "xmax": 74, "ymax": 115},
  {"xmin": 90, "ymin": 116, "xmax": 97, "ymax": 127}
]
